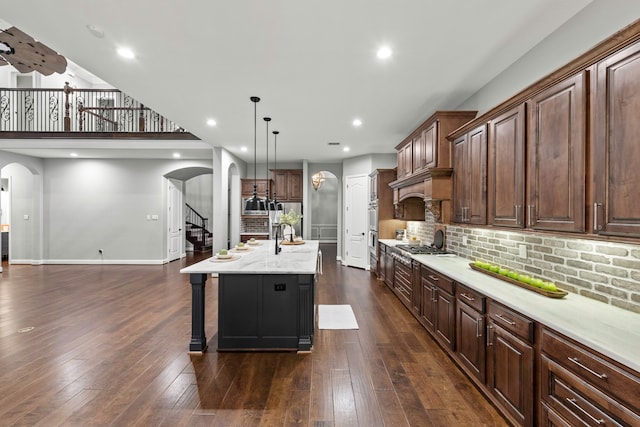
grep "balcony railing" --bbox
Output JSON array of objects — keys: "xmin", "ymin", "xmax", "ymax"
[{"xmin": 0, "ymin": 83, "xmax": 186, "ymax": 134}]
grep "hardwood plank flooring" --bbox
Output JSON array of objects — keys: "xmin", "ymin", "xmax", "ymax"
[{"xmin": 0, "ymin": 246, "xmax": 508, "ymax": 426}]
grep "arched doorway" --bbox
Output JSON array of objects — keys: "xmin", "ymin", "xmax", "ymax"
[
  {"xmin": 309, "ymin": 170, "xmax": 338, "ymax": 243},
  {"xmin": 0, "ymin": 161, "xmax": 42, "ymax": 269},
  {"xmin": 164, "ymin": 166, "xmax": 214, "ymax": 261}
]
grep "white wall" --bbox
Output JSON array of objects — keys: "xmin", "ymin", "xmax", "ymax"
[
  {"xmin": 457, "ymin": 0, "xmax": 640, "ymax": 114},
  {"xmin": 0, "ymin": 151, "xmax": 214, "ymax": 264}
]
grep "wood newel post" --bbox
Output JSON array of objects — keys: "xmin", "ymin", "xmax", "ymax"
[
  {"xmin": 63, "ymin": 82, "xmax": 71, "ymax": 131},
  {"xmin": 139, "ymin": 103, "xmax": 145, "ymax": 132}
]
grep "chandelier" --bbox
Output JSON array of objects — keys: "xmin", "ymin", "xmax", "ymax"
[{"xmin": 311, "ymin": 172, "xmax": 325, "ymax": 191}]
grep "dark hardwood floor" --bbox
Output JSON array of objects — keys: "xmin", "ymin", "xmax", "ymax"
[{"xmin": 0, "ymin": 245, "xmax": 507, "ymax": 426}]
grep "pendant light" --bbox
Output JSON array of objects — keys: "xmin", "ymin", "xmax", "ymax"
[
  {"xmin": 244, "ymin": 96, "xmax": 261, "ymax": 211},
  {"xmin": 273, "ymin": 130, "xmax": 281, "ymax": 254},
  {"xmin": 272, "ymin": 130, "xmax": 280, "ymax": 211},
  {"xmin": 263, "ymin": 117, "xmax": 272, "ymax": 210}
]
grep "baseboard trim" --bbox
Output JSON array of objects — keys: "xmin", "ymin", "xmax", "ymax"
[{"xmin": 42, "ymin": 259, "xmax": 166, "ymax": 265}]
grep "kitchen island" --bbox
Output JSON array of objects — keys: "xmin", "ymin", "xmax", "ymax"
[{"xmin": 180, "ymin": 240, "xmax": 320, "ymax": 352}]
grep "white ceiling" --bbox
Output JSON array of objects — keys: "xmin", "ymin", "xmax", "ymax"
[{"xmin": 1, "ymin": 1, "xmax": 593, "ymax": 163}]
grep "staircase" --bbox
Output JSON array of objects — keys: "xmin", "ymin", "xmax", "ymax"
[{"xmin": 185, "ymin": 203, "xmax": 213, "ymax": 252}]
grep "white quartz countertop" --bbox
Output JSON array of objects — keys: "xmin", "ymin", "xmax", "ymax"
[
  {"xmin": 379, "ymin": 239, "xmax": 640, "ymax": 373},
  {"xmin": 181, "ymin": 240, "xmax": 320, "ymax": 275}
]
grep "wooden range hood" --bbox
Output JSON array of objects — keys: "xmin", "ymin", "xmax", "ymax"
[
  {"xmin": 389, "ymin": 111, "xmax": 477, "ymax": 223},
  {"xmin": 389, "ymin": 167, "xmax": 454, "ymax": 222}
]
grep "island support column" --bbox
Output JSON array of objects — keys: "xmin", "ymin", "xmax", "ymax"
[{"xmin": 189, "ymin": 273, "xmax": 208, "ymax": 352}]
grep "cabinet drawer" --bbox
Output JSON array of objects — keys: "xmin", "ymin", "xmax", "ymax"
[
  {"xmin": 456, "ymin": 283, "xmax": 485, "ymax": 313},
  {"xmin": 422, "ymin": 266, "xmax": 454, "ymax": 294},
  {"xmin": 540, "ymin": 355, "xmax": 640, "ymax": 426},
  {"xmin": 487, "ymin": 301, "xmax": 533, "ymax": 342},
  {"xmin": 541, "ymin": 328, "xmax": 640, "ymax": 411}
]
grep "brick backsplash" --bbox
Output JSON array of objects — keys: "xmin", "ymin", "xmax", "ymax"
[
  {"xmin": 406, "ymin": 210, "xmax": 435, "ymax": 244},
  {"xmin": 241, "ymin": 218, "xmax": 269, "ymax": 233},
  {"xmin": 445, "ymin": 225, "xmax": 640, "ymax": 314}
]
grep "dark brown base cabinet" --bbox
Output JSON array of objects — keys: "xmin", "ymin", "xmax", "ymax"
[
  {"xmin": 456, "ymin": 284, "xmax": 486, "ymax": 383},
  {"xmin": 539, "ymin": 328, "xmax": 640, "ymax": 426},
  {"xmin": 487, "ymin": 301, "xmax": 535, "ymax": 426},
  {"xmin": 379, "ymin": 258, "xmax": 640, "ymax": 426},
  {"xmin": 420, "ymin": 265, "xmax": 455, "ymax": 351}
]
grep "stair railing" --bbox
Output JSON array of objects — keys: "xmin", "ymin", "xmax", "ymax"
[{"xmin": 0, "ymin": 82, "xmax": 185, "ymax": 133}]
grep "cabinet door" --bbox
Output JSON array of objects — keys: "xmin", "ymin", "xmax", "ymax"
[
  {"xmin": 435, "ymin": 290, "xmax": 456, "ymax": 351},
  {"xmin": 467, "ymin": 125, "xmax": 487, "ymax": 224},
  {"xmin": 423, "ymin": 122, "xmax": 438, "ymax": 169},
  {"xmin": 379, "ymin": 246, "xmax": 387, "ymax": 282},
  {"xmin": 453, "ymin": 134, "xmax": 468, "ymax": 223},
  {"xmin": 453, "ymin": 126, "xmax": 487, "ymax": 224},
  {"xmin": 420, "ymin": 275, "xmax": 436, "ymax": 331},
  {"xmin": 403, "ymin": 144, "xmax": 413, "ymax": 177},
  {"xmin": 370, "ymin": 173, "xmax": 378, "ymax": 201},
  {"xmin": 487, "ymin": 322, "xmax": 534, "ymax": 426},
  {"xmin": 489, "ymin": 104, "xmax": 526, "ymax": 228},
  {"xmin": 411, "ymin": 261, "xmax": 421, "ymax": 316},
  {"xmin": 528, "ymin": 72, "xmax": 586, "ymax": 232},
  {"xmin": 397, "ymin": 150, "xmax": 405, "ymax": 179},
  {"xmin": 288, "ymin": 170, "xmax": 303, "ymax": 201},
  {"xmin": 456, "ymin": 301, "xmax": 485, "ymax": 382},
  {"xmin": 412, "ymin": 133, "xmax": 425, "ymax": 173},
  {"xmin": 272, "ymin": 170, "xmax": 288, "ymax": 200},
  {"xmin": 594, "ymin": 41, "xmax": 640, "ymax": 237}
]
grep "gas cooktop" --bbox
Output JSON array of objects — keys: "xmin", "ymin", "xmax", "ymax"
[{"xmin": 395, "ymin": 245, "xmax": 449, "ymax": 255}]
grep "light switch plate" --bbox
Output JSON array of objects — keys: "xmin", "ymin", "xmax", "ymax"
[{"xmin": 519, "ymin": 244, "xmax": 527, "ymax": 259}]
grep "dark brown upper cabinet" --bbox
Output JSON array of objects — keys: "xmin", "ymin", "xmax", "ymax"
[
  {"xmin": 488, "ymin": 104, "xmax": 526, "ymax": 228},
  {"xmin": 527, "ymin": 72, "xmax": 587, "ymax": 233},
  {"xmin": 453, "ymin": 125, "xmax": 487, "ymax": 225},
  {"xmin": 594, "ymin": 40, "xmax": 640, "ymax": 237}
]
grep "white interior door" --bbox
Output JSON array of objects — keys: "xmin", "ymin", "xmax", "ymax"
[
  {"xmin": 167, "ymin": 178, "xmax": 183, "ymax": 262},
  {"xmin": 345, "ymin": 174, "xmax": 368, "ymax": 269}
]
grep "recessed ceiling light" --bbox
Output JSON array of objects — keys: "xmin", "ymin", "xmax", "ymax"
[
  {"xmin": 343, "ymin": 147, "xmax": 350, "ymax": 152},
  {"xmin": 172, "ymin": 152, "xmax": 181, "ymax": 158},
  {"xmin": 377, "ymin": 46, "xmax": 392, "ymax": 59},
  {"xmin": 352, "ymin": 119, "xmax": 362, "ymax": 127},
  {"xmin": 241, "ymin": 146, "xmax": 248, "ymax": 152},
  {"xmin": 206, "ymin": 119, "xmax": 217, "ymax": 127},
  {"xmin": 70, "ymin": 152, "xmax": 78, "ymax": 157},
  {"xmin": 117, "ymin": 47, "xmax": 135, "ymax": 59}
]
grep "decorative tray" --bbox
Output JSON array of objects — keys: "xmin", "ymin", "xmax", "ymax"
[
  {"xmin": 468, "ymin": 263, "xmax": 568, "ymax": 299},
  {"xmin": 280, "ymin": 240, "xmax": 305, "ymax": 245},
  {"xmin": 210, "ymin": 255, "xmax": 241, "ymax": 262}
]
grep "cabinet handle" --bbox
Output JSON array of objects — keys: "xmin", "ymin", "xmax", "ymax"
[
  {"xmin": 593, "ymin": 203, "xmax": 603, "ymax": 232},
  {"xmin": 486, "ymin": 324, "xmax": 494, "ymax": 346},
  {"xmin": 428, "ymin": 275, "xmax": 439, "ymax": 282},
  {"xmin": 318, "ymin": 250, "xmax": 323, "ymax": 275},
  {"xmin": 431, "ymin": 286, "xmax": 438, "ymax": 302},
  {"xmin": 495, "ymin": 313, "xmax": 516, "ymax": 326},
  {"xmin": 527, "ymin": 205, "xmax": 534, "ymax": 227},
  {"xmin": 476, "ymin": 319, "xmax": 482, "ymax": 338},
  {"xmin": 565, "ymin": 398, "xmax": 605, "ymax": 425},
  {"xmin": 568, "ymin": 357, "xmax": 608, "ymax": 380},
  {"xmin": 460, "ymin": 293, "xmax": 475, "ymax": 302},
  {"xmin": 515, "ymin": 205, "xmax": 520, "ymax": 225}
]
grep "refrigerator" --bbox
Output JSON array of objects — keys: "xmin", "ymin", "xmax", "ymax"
[{"xmin": 268, "ymin": 202, "xmax": 303, "ymax": 240}]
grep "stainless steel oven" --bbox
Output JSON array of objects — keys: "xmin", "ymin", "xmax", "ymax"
[
  {"xmin": 369, "ymin": 230, "xmax": 378, "ymax": 254},
  {"xmin": 368, "ymin": 202, "xmax": 378, "ymax": 231}
]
